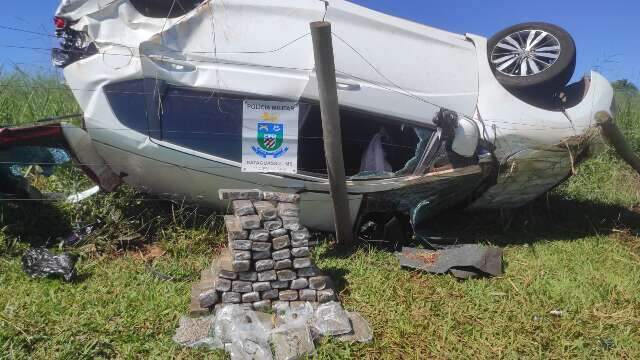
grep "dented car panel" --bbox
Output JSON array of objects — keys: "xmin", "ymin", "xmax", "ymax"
[
  {"xmin": 46, "ymin": 0, "xmax": 616, "ymax": 231},
  {"xmin": 468, "ymin": 134, "xmax": 596, "ymax": 209},
  {"xmin": 465, "ymin": 34, "xmax": 614, "ymax": 209}
]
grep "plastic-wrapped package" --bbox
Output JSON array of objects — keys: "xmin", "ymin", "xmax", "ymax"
[
  {"xmin": 231, "ymin": 311, "xmax": 273, "ymax": 360},
  {"xmin": 212, "ymin": 305, "xmax": 272, "ymax": 360},
  {"xmin": 275, "ymin": 302, "xmax": 315, "ymax": 329},
  {"xmin": 172, "ymin": 316, "xmax": 222, "ymax": 349},
  {"xmin": 226, "ymin": 342, "xmax": 251, "ymax": 360},
  {"xmin": 229, "ymin": 335, "xmax": 273, "ymax": 360},
  {"xmin": 21, "ymin": 248, "xmax": 77, "ymax": 282},
  {"xmin": 271, "ymin": 302, "xmax": 317, "ymax": 359},
  {"xmin": 212, "ymin": 305, "xmax": 251, "ymax": 343},
  {"xmin": 270, "ymin": 325, "xmax": 315, "ymax": 360},
  {"xmin": 313, "ymin": 302, "xmax": 352, "ymax": 336}
]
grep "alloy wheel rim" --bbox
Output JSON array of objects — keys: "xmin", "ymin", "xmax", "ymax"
[{"xmin": 491, "ymin": 29, "xmax": 562, "ymax": 77}]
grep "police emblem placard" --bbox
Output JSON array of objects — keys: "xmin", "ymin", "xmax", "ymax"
[{"xmin": 242, "ymin": 100, "xmax": 298, "ymax": 174}]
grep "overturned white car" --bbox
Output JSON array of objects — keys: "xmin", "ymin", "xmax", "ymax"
[{"xmin": 45, "ymin": 0, "xmax": 614, "ymax": 232}]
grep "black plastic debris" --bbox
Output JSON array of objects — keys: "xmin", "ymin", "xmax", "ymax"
[
  {"xmin": 357, "ymin": 213, "xmax": 410, "ymax": 251},
  {"xmin": 395, "ymin": 245, "xmax": 503, "ymax": 279},
  {"xmin": 21, "ymin": 248, "xmax": 77, "ymax": 282},
  {"xmin": 63, "ymin": 220, "xmax": 102, "ymax": 247},
  {"xmin": 599, "ymin": 338, "xmax": 616, "ymax": 351}
]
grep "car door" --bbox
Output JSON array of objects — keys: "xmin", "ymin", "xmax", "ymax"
[
  {"xmin": 139, "ymin": 0, "xmax": 326, "ymax": 101},
  {"xmin": 135, "ymin": 0, "xmax": 327, "ymax": 173},
  {"xmin": 303, "ymin": 0, "xmax": 479, "ymax": 125}
]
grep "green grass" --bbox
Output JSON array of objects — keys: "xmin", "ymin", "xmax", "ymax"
[
  {"xmin": 1, "ymin": 74, "xmax": 640, "ymax": 359},
  {"xmin": 0, "ymin": 69, "xmax": 80, "ymax": 126},
  {"xmin": 0, "ymin": 256, "xmax": 215, "ymax": 359},
  {"xmin": 313, "ymin": 239, "xmax": 640, "ymax": 359}
]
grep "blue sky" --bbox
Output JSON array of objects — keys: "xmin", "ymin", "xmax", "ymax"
[{"xmin": 0, "ymin": 0, "xmax": 638, "ymax": 84}]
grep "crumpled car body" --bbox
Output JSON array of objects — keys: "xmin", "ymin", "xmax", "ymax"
[{"xmin": 46, "ymin": 0, "xmax": 614, "ymax": 231}]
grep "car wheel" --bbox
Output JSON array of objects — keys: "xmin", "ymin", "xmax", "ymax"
[{"xmin": 488, "ymin": 22, "xmax": 576, "ymax": 92}]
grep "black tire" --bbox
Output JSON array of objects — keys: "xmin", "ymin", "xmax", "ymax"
[{"xmin": 488, "ymin": 22, "xmax": 576, "ymax": 92}]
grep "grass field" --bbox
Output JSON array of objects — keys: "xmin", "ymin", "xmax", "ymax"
[
  {"xmin": 1, "ymin": 74, "xmax": 640, "ymax": 359},
  {"xmin": 0, "ymin": 70, "xmax": 80, "ymax": 126}
]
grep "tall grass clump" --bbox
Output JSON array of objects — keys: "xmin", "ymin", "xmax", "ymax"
[
  {"xmin": 0, "ymin": 67, "xmax": 80, "ymax": 126},
  {"xmin": 615, "ymin": 90, "xmax": 640, "ymax": 149},
  {"xmin": 559, "ymin": 90, "xmax": 640, "ymax": 205}
]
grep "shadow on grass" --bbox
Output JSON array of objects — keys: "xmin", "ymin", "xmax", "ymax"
[
  {"xmin": 312, "ymin": 194, "xmax": 640, "ymax": 287},
  {"xmin": 70, "ymin": 272, "xmax": 93, "ymax": 284},
  {"xmin": 1, "ymin": 201, "xmax": 71, "ymax": 249},
  {"xmin": 320, "ymin": 267, "xmax": 350, "ymax": 295},
  {"xmin": 421, "ymin": 194, "xmax": 640, "ymax": 247},
  {"xmin": 1, "ymin": 190, "xmax": 222, "ymax": 255}
]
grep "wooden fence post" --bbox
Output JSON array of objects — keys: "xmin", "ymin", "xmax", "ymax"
[{"xmin": 310, "ymin": 21, "xmax": 354, "ymax": 246}]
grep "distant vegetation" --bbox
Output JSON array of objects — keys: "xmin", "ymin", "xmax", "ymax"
[
  {"xmin": 0, "ymin": 69, "xmax": 79, "ymax": 127},
  {"xmin": 612, "ymin": 79, "xmax": 638, "ymax": 94},
  {"xmin": 1, "ymin": 74, "xmax": 640, "ymax": 358}
]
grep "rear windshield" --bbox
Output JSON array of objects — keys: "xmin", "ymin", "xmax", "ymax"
[{"xmin": 129, "ymin": 0, "xmax": 204, "ymax": 18}]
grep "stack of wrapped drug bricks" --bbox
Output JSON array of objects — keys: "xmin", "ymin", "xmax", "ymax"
[{"xmin": 191, "ymin": 190, "xmax": 337, "ymax": 315}]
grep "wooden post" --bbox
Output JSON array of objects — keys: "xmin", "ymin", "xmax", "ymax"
[
  {"xmin": 596, "ymin": 111, "xmax": 640, "ymax": 176},
  {"xmin": 310, "ymin": 21, "xmax": 354, "ymax": 246}
]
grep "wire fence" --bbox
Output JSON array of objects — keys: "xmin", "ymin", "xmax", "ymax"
[
  {"xmin": 0, "ymin": 21, "xmax": 591, "ymax": 130},
  {"xmin": 0, "ymin": 8, "xmax": 590, "ymax": 202}
]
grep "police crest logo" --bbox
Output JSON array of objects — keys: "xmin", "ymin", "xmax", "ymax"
[
  {"xmin": 254, "ymin": 122, "xmax": 287, "ymax": 158},
  {"xmin": 242, "ymin": 100, "xmax": 299, "ymax": 174}
]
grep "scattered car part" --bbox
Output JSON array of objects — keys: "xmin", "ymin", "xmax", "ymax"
[
  {"xmin": 52, "ymin": 15, "xmax": 98, "ymax": 68},
  {"xmin": 0, "ymin": 121, "xmax": 121, "ymax": 197},
  {"xmin": 488, "ymin": 22, "xmax": 576, "ymax": 92},
  {"xmin": 396, "ymin": 245, "xmax": 503, "ymax": 279},
  {"xmin": 0, "ymin": 143, "xmax": 70, "ymax": 199},
  {"xmin": 62, "ymin": 220, "xmax": 102, "ymax": 247},
  {"xmin": 596, "ymin": 111, "xmax": 640, "ymax": 176},
  {"xmin": 66, "ymin": 185, "xmax": 100, "ymax": 203},
  {"xmin": 21, "ymin": 247, "xmax": 78, "ymax": 282},
  {"xmin": 356, "ymin": 212, "xmax": 410, "ymax": 251},
  {"xmin": 60, "ymin": 124, "xmax": 121, "ymax": 192}
]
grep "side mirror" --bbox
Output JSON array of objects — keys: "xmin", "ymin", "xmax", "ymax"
[{"xmin": 451, "ymin": 117, "xmax": 480, "ymax": 157}]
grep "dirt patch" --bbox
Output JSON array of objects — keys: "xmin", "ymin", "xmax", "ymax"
[
  {"xmin": 131, "ymin": 244, "xmax": 166, "ymax": 262},
  {"xmin": 611, "ymin": 229, "xmax": 640, "ymax": 258}
]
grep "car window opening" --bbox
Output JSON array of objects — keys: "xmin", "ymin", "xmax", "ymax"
[
  {"xmin": 298, "ymin": 105, "xmax": 429, "ymax": 179},
  {"xmin": 105, "ymin": 79, "xmax": 436, "ymax": 179},
  {"xmin": 129, "ymin": 0, "xmax": 205, "ymax": 19}
]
